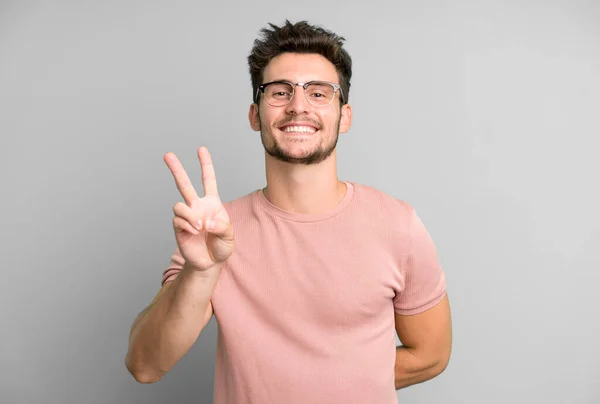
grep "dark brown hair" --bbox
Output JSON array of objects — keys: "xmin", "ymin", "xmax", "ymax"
[{"xmin": 248, "ymin": 20, "xmax": 352, "ymax": 105}]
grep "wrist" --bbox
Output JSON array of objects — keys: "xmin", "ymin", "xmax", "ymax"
[{"xmin": 182, "ymin": 261, "xmax": 224, "ymax": 279}]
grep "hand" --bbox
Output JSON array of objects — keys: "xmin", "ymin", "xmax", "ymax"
[{"xmin": 164, "ymin": 147, "xmax": 234, "ymax": 271}]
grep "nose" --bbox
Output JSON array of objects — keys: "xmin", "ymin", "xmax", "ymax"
[{"xmin": 285, "ymin": 84, "xmax": 311, "ymax": 115}]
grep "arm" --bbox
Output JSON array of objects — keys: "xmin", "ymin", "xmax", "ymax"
[
  {"xmin": 125, "ymin": 261, "xmax": 220, "ymax": 383},
  {"xmin": 125, "ymin": 147, "xmax": 234, "ymax": 383},
  {"xmin": 394, "ymin": 293, "xmax": 452, "ymax": 389}
]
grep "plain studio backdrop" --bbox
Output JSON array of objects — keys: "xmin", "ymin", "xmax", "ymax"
[{"xmin": 1, "ymin": 1, "xmax": 599, "ymax": 403}]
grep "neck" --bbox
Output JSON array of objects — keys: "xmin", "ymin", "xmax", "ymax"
[{"xmin": 262, "ymin": 150, "xmax": 347, "ymax": 215}]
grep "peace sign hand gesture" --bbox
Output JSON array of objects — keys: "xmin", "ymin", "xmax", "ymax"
[{"xmin": 164, "ymin": 147, "xmax": 234, "ymax": 271}]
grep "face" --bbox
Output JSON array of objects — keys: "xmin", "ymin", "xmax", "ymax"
[{"xmin": 249, "ymin": 53, "xmax": 352, "ymax": 165}]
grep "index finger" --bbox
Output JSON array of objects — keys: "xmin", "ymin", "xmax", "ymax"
[
  {"xmin": 164, "ymin": 152, "xmax": 200, "ymax": 205},
  {"xmin": 198, "ymin": 146, "xmax": 219, "ymax": 197}
]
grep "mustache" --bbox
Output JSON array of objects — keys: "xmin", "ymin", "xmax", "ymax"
[{"xmin": 273, "ymin": 118, "xmax": 322, "ymax": 129}]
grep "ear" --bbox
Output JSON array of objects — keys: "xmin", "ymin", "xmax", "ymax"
[
  {"xmin": 248, "ymin": 103, "xmax": 261, "ymax": 131},
  {"xmin": 338, "ymin": 103, "xmax": 353, "ymax": 133}
]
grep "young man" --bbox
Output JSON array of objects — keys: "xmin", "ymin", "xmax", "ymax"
[{"xmin": 126, "ymin": 20, "xmax": 452, "ymax": 404}]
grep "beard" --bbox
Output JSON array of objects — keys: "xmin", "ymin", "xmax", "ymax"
[{"xmin": 259, "ymin": 116, "xmax": 341, "ymax": 165}]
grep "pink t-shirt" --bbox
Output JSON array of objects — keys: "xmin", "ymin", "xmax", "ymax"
[{"xmin": 162, "ymin": 181, "xmax": 446, "ymax": 404}]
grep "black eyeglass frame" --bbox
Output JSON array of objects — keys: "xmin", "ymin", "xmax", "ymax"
[{"xmin": 255, "ymin": 80, "xmax": 346, "ymax": 106}]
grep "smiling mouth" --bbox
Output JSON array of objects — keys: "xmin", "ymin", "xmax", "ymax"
[{"xmin": 279, "ymin": 125, "xmax": 318, "ymax": 134}]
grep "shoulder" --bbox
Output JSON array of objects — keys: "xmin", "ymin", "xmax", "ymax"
[
  {"xmin": 222, "ymin": 189, "xmax": 256, "ymax": 208},
  {"xmin": 349, "ymin": 181, "xmax": 416, "ymax": 220},
  {"xmin": 222, "ymin": 189, "xmax": 258, "ymax": 211},
  {"xmin": 220, "ymin": 188, "xmax": 262, "ymax": 223}
]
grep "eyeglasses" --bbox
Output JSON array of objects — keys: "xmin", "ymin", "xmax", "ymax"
[{"xmin": 255, "ymin": 80, "xmax": 345, "ymax": 107}]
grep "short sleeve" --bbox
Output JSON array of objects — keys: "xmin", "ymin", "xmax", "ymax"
[
  {"xmin": 393, "ymin": 208, "xmax": 447, "ymax": 315},
  {"xmin": 161, "ymin": 247, "xmax": 185, "ymax": 286}
]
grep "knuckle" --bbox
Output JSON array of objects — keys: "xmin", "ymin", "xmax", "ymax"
[{"xmin": 173, "ymin": 202, "xmax": 185, "ymax": 214}]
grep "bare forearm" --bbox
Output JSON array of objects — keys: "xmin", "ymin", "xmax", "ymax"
[
  {"xmin": 125, "ymin": 262, "xmax": 222, "ymax": 383},
  {"xmin": 394, "ymin": 346, "xmax": 446, "ymax": 390}
]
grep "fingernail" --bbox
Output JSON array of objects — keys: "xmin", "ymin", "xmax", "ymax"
[{"xmin": 206, "ymin": 219, "xmax": 215, "ymax": 230}]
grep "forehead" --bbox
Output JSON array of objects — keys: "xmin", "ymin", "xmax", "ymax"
[{"xmin": 263, "ymin": 53, "xmax": 339, "ymax": 83}]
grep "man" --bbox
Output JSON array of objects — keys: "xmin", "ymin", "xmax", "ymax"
[{"xmin": 125, "ymin": 20, "xmax": 452, "ymax": 404}]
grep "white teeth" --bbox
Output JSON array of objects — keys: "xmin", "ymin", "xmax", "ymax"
[{"xmin": 283, "ymin": 126, "xmax": 316, "ymax": 133}]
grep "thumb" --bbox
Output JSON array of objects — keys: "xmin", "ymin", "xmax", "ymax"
[{"xmin": 205, "ymin": 217, "xmax": 234, "ymax": 241}]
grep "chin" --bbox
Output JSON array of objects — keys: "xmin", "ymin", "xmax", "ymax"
[
  {"xmin": 261, "ymin": 128, "xmax": 337, "ymax": 165},
  {"xmin": 266, "ymin": 145, "xmax": 336, "ymax": 165}
]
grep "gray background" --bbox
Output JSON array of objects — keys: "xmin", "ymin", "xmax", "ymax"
[{"xmin": 1, "ymin": 1, "xmax": 599, "ymax": 403}]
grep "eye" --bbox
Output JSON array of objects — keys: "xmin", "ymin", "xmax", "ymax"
[
  {"xmin": 267, "ymin": 83, "xmax": 293, "ymax": 98},
  {"xmin": 306, "ymin": 83, "xmax": 334, "ymax": 100}
]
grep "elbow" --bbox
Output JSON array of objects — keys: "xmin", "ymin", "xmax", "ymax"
[
  {"xmin": 125, "ymin": 354, "xmax": 163, "ymax": 384},
  {"xmin": 431, "ymin": 357, "xmax": 449, "ymax": 378},
  {"xmin": 431, "ymin": 349, "xmax": 451, "ymax": 378},
  {"xmin": 130, "ymin": 370, "xmax": 162, "ymax": 385},
  {"xmin": 414, "ymin": 350, "xmax": 451, "ymax": 382}
]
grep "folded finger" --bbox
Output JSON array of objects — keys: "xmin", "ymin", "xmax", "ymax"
[{"xmin": 173, "ymin": 216, "xmax": 199, "ymax": 235}]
